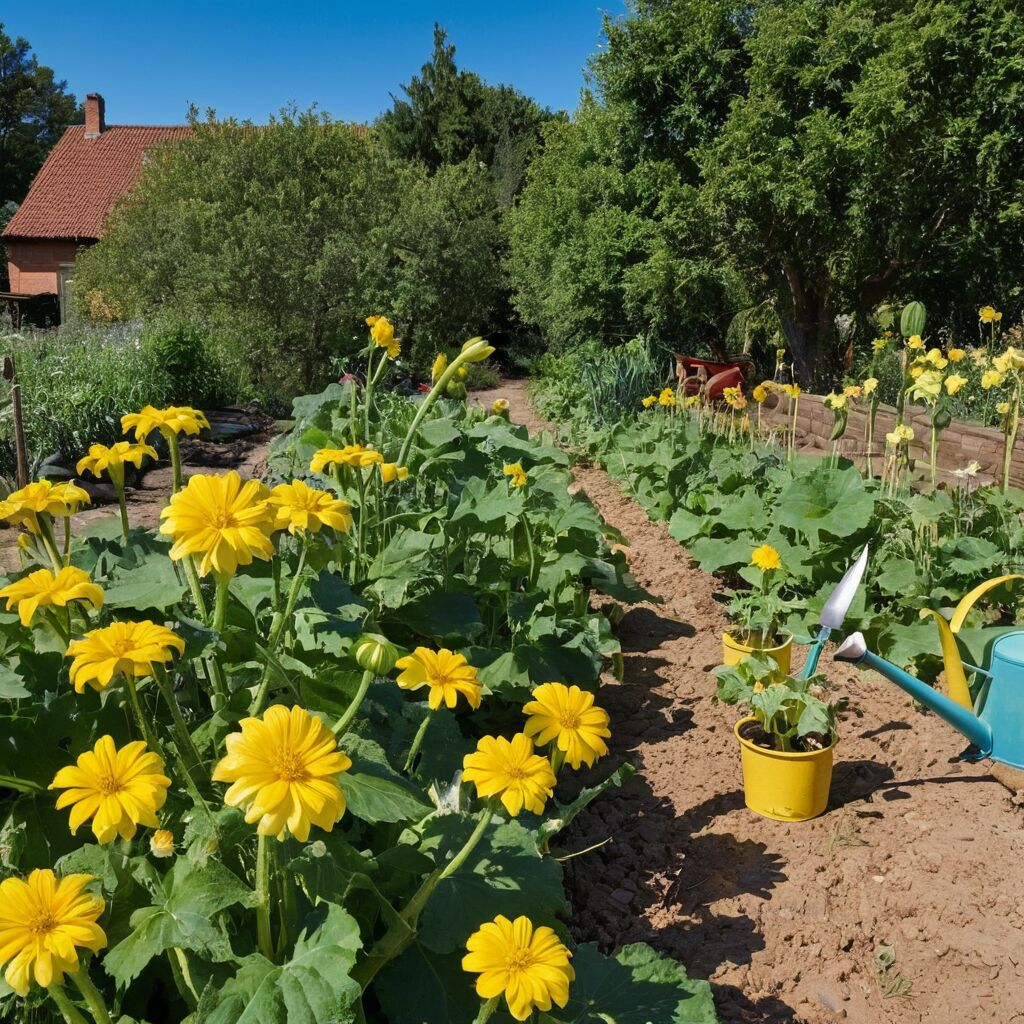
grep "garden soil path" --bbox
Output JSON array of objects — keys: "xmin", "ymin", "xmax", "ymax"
[
  {"xmin": 0, "ymin": 410, "xmax": 274, "ymax": 573},
  {"xmin": 474, "ymin": 381, "xmax": 1024, "ymax": 1024}
]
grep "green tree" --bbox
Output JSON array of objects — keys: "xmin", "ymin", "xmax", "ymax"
[
  {"xmin": 0, "ymin": 23, "xmax": 81, "ymax": 204},
  {"xmin": 512, "ymin": 0, "xmax": 1024, "ymax": 384},
  {"xmin": 699, "ymin": 0, "xmax": 1024, "ymax": 382},
  {"xmin": 378, "ymin": 24, "xmax": 553, "ymax": 203},
  {"xmin": 72, "ymin": 109, "xmax": 501, "ymax": 404}
]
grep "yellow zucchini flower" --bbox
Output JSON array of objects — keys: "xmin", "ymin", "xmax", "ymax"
[
  {"xmin": 159, "ymin": 471, "xmax": 274, "ymax": 577},
  {"xmin": 0, "ymin": 566, "xmax": 103, "ymax": 627},
  {"xmin": 65, "ymin": 620, "xmax": 185, "ymax": 693},
  {"xmin": 267, "ymin": 479, "xmax": 353, "ymax": 535},
  {"xmin": 522, "ymin": 682, "xmax": 610, "ymax": 769},
  {"xmin": 49, "ymin": 736, "xmax": 170, "ymax": 844},
  {"xmin": 462, "ymin": 734, "xmax": 556, "ymax": 816},
  {"xmin": 0, "ymin": 870, "xmax": 106, "ymax": 996},
  {"xmin": 212, "ymin": 705, "xmax": 351, "ymax": 841},
  {"xmin": 462, "ymin": 915, "xmax": 574, "ymax": 1021},
  {"xmin": 394, "ymin": 647, "xmax": 482, "ymax": 710}
]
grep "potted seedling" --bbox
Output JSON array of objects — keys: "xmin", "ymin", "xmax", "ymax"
[
  {"xmin": 721, "ymin": 544, "xmax": 800, "ymax": 674},
  {"xmin": 715, "ymin": 653, "xmax": 844, "ymax": 821}
]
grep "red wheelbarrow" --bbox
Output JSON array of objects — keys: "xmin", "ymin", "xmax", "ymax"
[{"xmin": 673, "ymin": 354, "xmax": 754, "ymax": 401}]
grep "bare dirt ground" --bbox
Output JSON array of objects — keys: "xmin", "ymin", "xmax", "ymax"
[
  {"xmin": 0, "ymin": 410, "xmax": 273, "ymax": 572},
  {"xmin": 474, "ymin": 381, "xmax": 1024, "ymax": 1024}
]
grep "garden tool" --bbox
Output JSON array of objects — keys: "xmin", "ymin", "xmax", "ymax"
[
  {"xmin": 835, "ymin": 574, "xmax": 1024, "ymax": 769},
  {"xmin": 797, "ymin": 545, "xmax": 870, "ymax": 678}
]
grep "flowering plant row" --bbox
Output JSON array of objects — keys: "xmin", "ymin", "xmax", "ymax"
[
  {"xmin": 0, "ymin": 321, "xmax": 716, "ymax": 1024},
  {"xmin": 533, "ymin": 358, "xmax": 1024, "ymax": 674}
]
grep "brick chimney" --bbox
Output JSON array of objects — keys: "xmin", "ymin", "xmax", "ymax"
[{"xmin": 84, "ymin": 93, "xmax": 106, "ymax": 139}]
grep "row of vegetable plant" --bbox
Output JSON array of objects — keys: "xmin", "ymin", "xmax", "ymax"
[
  {"xmin": 531, "ymin": 338, "xmax": 1024, "ymax": 676},
  {"xmin": 0, "ymin": 319, "xmax": 718, "ymax": 1024}
]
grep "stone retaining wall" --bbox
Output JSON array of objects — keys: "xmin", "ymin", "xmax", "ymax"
[{"xmin": 758, "ymin": 392, "xmax": 1020, "ymax": 487}]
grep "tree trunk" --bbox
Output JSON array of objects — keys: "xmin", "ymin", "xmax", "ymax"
[{"xmin": 779, "ymin": 263, "xmax": 832, "ymax": 387}]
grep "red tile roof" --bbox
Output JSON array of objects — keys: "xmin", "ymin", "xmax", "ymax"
[{"xmin": 3, "ymin": 125, "xmax": 192, "ymax": 241}]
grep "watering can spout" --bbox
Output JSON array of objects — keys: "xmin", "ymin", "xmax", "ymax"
[{"xmin": 834, "ymin": 632, "xmax": 994, "ymax": 758}]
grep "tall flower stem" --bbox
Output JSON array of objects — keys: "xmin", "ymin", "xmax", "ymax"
[
  {"xmin": 473, "ymin": 996, "xmax": 501, "ymax": 1024},
  {"xmin": 929, "ymin": 423, "xmax": 939, "ymax": 489},
  {"xmin": 398, "ymin": 354, "xmax": 471, "ymax": 467},
  {"xmin": 363, "ymin": 347, "xmax": 378, "ymax": 444},
  {"xmin": 213, "ymin": 573, "xmax": 231, "ymax": 635},
  {"xmin": 1001, "ymin": 379, "xmax": 1021, "ymax": 493},
  {"xmin": 354, "ymin": 471, "xmax": 367, "ymax": 583},
  {"xmin": 353, "ymin": 807, "xmax": 494, "ymax": 989},
  {"xmin": 70, "ymin": 970, "xmax": 113, "ymax": 1024},
  {"xmin": 38, "ymin": 515, "xmax": 66, "ymax": 571},
  {"xmin": 333, "ymin": 669, "xmax": 374, "ymax": 737},
  {"xmin": 47, "ymin": 986, "xmax": 90, "ymax": 1024},
  {"xmin": 152, "ymin": 665, "xmax": 205, "ymax": 775},
  {"xmin": 255, "ymin": 835, "xmax": 275, "ymax": 963},
  {"xmin": 166, "ymin": 432, "xmax": 184, "ymax": 494},
  {"xmin": 123, "ymin": 674, "xmax": 160, "ymax": 753},
  {"xmin": 402, "ymin": 713, "xmax": 432, "ymax": 773},
  {"xmin": 251, "ymin": 540, "xmax": 309, "ymax": 715}
]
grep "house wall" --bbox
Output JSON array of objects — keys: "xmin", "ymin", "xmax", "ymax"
[{"xmin": 6, "ymin": 239, "xmax": 90, "ymax": 295}]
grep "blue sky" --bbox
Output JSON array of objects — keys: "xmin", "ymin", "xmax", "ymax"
[{"xmin": 6, "ymin": 2, "xmax": 626, "ymax": 125}]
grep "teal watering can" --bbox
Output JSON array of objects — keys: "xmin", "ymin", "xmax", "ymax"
[{"xmin": 834, "ymin": 573, "xmax": 1024, "ymax": 770}]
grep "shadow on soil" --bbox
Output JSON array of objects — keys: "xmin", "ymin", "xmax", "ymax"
[{"xmin": 560, "ymin": 605, "xmax": 803, "ymax": 1023}]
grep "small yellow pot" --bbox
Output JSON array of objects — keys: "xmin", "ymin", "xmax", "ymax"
[
  {"xmin": 734, "ymin": 717, "xmax": 835, "ymax": 822},
  {"xmin": 721, "ymin": 629, "xmax": 793, "ymax": 675}
]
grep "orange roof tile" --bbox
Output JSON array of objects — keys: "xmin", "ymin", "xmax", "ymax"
[{"xmin": 3, "ymin": 124, "xmax": 192, "ymax": 241}]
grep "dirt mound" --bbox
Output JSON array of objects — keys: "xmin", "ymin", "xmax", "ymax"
[{"xmin": 474, "ymin": 381, "xmax": 1024, "ymax": 1024}]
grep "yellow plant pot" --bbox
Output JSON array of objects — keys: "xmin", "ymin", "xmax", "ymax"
[
  {"xmin": 721, "ymin": 630, "xmax": 792, "ymax": 675},
  {"xmin": 734, "ymin": 717, "xmax": 835, "ymax": 822}
]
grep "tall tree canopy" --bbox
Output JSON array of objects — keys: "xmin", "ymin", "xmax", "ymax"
[
  {"xmin": 73, "ymin": 110, "xmax": 502, "ymax": 404},
  {"xmin": 509, "ymin": 0, "xmax": 1024, "ymax": 384},
  {"xmin": 378, "ymin": 25, "xmax": 554, "ymax": 203},
  {"xmin": 0, "ymin": 23, "xmax": 81, "ymax": 205}
]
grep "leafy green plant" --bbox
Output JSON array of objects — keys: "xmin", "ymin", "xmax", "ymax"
[
  {"xmin": 0, "ymin": 329, "xmax": 713, "ymax": 1024},
  {"xmin": 714, "ymin": 654, "xmax": 845, "ymax": 753}
]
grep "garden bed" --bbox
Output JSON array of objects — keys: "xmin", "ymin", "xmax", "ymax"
[{"xmin": 478, "ymin": 381, "xmax": 1024, "ymax": 1024}]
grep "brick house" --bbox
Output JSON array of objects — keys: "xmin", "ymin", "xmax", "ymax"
[{"xmin": 2, "ymin": 94, "xmax": 190, "ymax": 320}]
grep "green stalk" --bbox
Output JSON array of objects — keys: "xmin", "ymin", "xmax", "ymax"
[
  {"xmin": 363, "ymin": 346, "xmax": 378, "ymax": 444},
  {"xmin": 38, "ymin": 514, "xmax": 65, "ymax": 571},
  {"xmin": 62, "ymin": 514, "xmax": 72, "ymax": 560},
  {"xmin": 115, "ymin": 485, "xmax": 130, "ymax": 543},
  {"xmin": 398, "ymin": 354, "xmax": 471, "ymax": 467},
  {"xmin": 123, "ymin": 674, "xmax": 160, "ymax": 753},
  {"xmin": 473, "ymin": 996, "xmax": 501, "ymax": 1024},
  {"xmin": 353, "ymin": 807, "xmax": 494, "ymax": 989},
  {"xmin": 1001, "ymin": 378, "xmax": 1021, "ymax": 493},
  {"xmin": 47, "ymin": 985, "xmax": 90, "ymax": 1024},
  {"xmin": 213, "ymin": 573, "xmax": 232, "ymax": 634},
  {"xmin": 402, "ymin": 712, "xmax": 432, "ymax": 773},
  {"xmin": 255, "ymin": 835, "xmax": 275, "ymax": 962},
  {"xmin": 0, "ymin": 773, "xmax": 42, "ymax": 793},
  {"xmin": 251, "ymin": 540, "xmax": 309, "ymax": 715},
  {"xmin": 930, "ymin": 422, "xmax": 939, "ymax": 489},
  {"xmin": 332, "ymin": 669, "xmax": 374, "ymax": 737},
  {"xmin": 354, "ymin": 470, "xmax": 367, "ymax": 583},
  {"xmin": 70, "ymin": 970, "xmax": 113, "ymax": 1024},
  {"xmin": 152, "ymin": 665, "xmax": 205, "ymax": 775},
  {"xmin": 166, "ymin": 431, "xmax": 184, "ymax": 494},
  {"xmin": 182, "ymin": 556, "xmax": 209, "ymax": 623},
  {"xmin": 166, "ymin": 949, "xmax": 199, "ymax": 1010}
]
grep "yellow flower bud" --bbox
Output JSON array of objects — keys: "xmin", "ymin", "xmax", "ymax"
[{"xmin": 353, "ymin": 633, "xmax": 400, "ymax": 675}]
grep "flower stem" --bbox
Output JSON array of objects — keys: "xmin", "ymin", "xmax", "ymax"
[
  {"xmin": 115, "ymin": 484, "xmax": 130, "ymax": 543},
  {"xmin": 123, "ymin": 674, "xmax": 160, "ymax": 753},
  {"xmin": 38, "ymin": 514, "xmax": 65, "ymax": 570},
  {"xmin": 213, "ymin": 573, "xmax": 231, "ymax": 635},
  {"xmin": 166, "ymin": 949, "xmax": 199, "ymax": 1010},
  {"xmin": 255, "ymin": 834, "xmax": 275, "ymax": 962},
  {"xmin": 403, "ymin": 712, "xmax": 432, "ymax": 773},
  {"xmin": 152, "ymin": 665, "xmax": 205, "ymax": 775},
  {"xmin": 47, "ymin": 985, "xmax": 90, "ymax": 1024},
  {"xmin": 353, "ymin": 806, "xmax": 494, "ymax": 989},
  {"xmin": 474, "ymin": 996, "xmax": 501, "ymax": 1024},
  {"xmin": 397, "ymin": 354, "xmax": 471, "ymax": 467},
  {"xmin": 70, "ymin": 970, "xmax": 113, "ymax": 1024},
  {"xmin": 182, "ymin": 556, "xmax": 209, "ymax": 623},
  {"xmin": 167, "ymin": 432, "xmax": 183, "ymax": 494},
  {"xmin": 363, "ymin": 347, "xmax": 378, "ymax": 444},
  {"xmin": 333, "ymin": 669, "xmax": 374, "ymax": 737}
]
